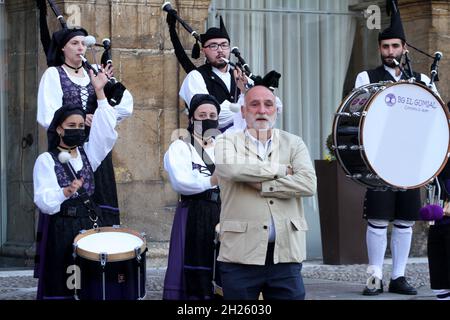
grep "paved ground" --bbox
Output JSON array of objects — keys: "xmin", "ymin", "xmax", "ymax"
[{"xmin": 0, "ymin": 257, "xmax": 434, "ymax": 300}]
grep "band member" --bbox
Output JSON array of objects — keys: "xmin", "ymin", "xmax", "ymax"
[
  {"xmin": 163, "ymin": 94, "xmax": 222, "ymax": 300},
  {"xmin": 424, "ymin": 161, "xmax": 450, "ymax": 300},
  {"xmin": 33, "ymin": 69, "xmax": 118, "ymax": 299},
  {"xmin": 214, "ymin": 84, "xmax": 316, "ymax": 300},
  {"xmin": 176, "ymin": 17, "xmax": 247, "ymax": 132},
  {"xmin": 354, "ymin": 0, "xmax": 436, "ymax": 296},
  {"xmin": 37, "ymin": 27, "xmax": 133, "ymax": 224}
]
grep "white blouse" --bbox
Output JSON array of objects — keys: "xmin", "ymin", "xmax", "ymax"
[
  {"xmin": 33, "ymin": 100, "xmax": 118, "ymax": 214},
  {"xmin": 164, "ymin": 139, "xmax": 217, "ymax": 195},
  {"xmin": 179, "ymin": 67, "xmax": 239, "ymax": 130},
  {"xmin": 355, "ymin": 65, "xmax": 439, "ymax": 95},
  {"xmin": 37, "ymin": 66, "xmax": 133, "ymax": 129}
]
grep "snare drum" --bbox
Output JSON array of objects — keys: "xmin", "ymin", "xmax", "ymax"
[
  {"xmin": 73, "ymin": 226, "xmax": 147, "ymax": 300},
  {"xmin": 333, "ymin": 81, "xmax": 450, "ymax": 189}
]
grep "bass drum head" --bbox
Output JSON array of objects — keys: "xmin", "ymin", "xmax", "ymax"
[{"xmin": 361, "ymin": 82, "xmax": 449, "ymax": 189}]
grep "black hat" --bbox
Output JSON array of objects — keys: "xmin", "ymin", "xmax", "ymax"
[
  {"xmin": 188, "ymin": 94, "xmax": 221, "ymax": 118},
  {"xmin": 252, "ymin": 70, "xmax": 282, "ymax": 92},
  {"xmin": 379, "ymin": 0, "xmax": 406, "ymax": 42},
  {"xmin": 47, "ymin": 104, "xmax": 86, "ymax": 151},
  {"xmin": 200, "ymin": 16, "xmax": 230, "ymax": 46},
  {"xmin": 46, "ymin": 27, "xmax": 88, "ymax": 67}
]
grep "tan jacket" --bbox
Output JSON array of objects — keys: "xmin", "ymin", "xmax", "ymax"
[{"xmin": 214, "ymin": 129, "xmax": 317, "ymax": 265}]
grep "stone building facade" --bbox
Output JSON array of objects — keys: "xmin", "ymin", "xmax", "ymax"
[
  {"xmin": 1, "ymin": 0, "xmax": 210, "ymax": 264},
  {"xmin": 1, "ymin": 0, "xmax": 449, "ymax": 265}
]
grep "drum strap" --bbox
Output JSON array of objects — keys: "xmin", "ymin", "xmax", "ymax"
[{"xmin": 367, "ymin": 65, "xmax": 423, "ymax": 84}]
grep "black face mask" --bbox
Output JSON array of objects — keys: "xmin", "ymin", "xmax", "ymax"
[
  {"xmin": 191, "ymin": 119, "xmax": 220, "ymax": 138},
  {"xmin": 61, "ymin": 128, "xmax": 86, "ymax": 147}
]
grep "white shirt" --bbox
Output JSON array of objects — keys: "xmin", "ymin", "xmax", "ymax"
[
  {"xmin": 245, "ymin": 129, "xmax": 277, "ymax": 242},
  {"xmin": 355, "ymin": 65, "xmax": 439, "ymax": 95},
  {"xmin": 33, "ymin": 100, "xmax": 118, "ymax": 214},
  {"xmin": 179, "ymin": 65, "xmax": 240, "ymax": 130},
  {"xmin": 37, "ymin": 66, "xmax": 134, "ymax": 129},
  {"xmin": 164, "ymin": 139, "xmax": 217, "ymax": 195}
]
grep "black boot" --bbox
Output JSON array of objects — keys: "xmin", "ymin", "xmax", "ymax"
[
  {"xmin": 388, "ymin": 277, "xmax": 417, "ymax": 295},
  {"xmin": 362, "ymin": 277, "xmax": 383, "ymax": 296}
]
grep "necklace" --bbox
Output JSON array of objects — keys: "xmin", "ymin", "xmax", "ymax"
[
  {"xmin": 57, "ymin": 145, "xmax": 77, "ymax": 154},
  {"xmin": 64, "ymin": 63, "xmax": 83, "ymax": 74}
]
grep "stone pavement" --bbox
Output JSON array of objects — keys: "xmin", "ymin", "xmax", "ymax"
[{"xmin": 0, "ymin": 257, "xmax": 435, "ymax": 300}]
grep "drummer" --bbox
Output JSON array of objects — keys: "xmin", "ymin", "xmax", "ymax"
[
  {"xmin": 354, "ymin": 1, "xmax": 438, "ymax": 296},
  {"xmin": 33, "ymin": 69, "xmax": 117, "ymax": 300}
]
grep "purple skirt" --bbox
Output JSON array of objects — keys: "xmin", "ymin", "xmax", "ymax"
[
  {"xmin": 163, "ymin": 200, "xmax": 217, "ymax": 300},
  {"xmin": 163, "ymin": 202, "xmax": 189, "ymax": 299}
]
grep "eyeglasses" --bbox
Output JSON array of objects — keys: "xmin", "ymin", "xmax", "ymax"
[{"xmin": 203, "ymin": 43, "xmax": 230, "ymax": 51}]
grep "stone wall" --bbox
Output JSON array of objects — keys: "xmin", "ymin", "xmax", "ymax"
[
  {"xmin": 3, "ymin": 0, "xmax": 40, "ymax": 259},
  {"xmin": 2, "ymin": 0, "xmax": 211, "ymax": 262}
]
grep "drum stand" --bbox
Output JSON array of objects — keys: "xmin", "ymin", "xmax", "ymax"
[{"xmin": 134, "ymin": 247, "xmax": 143, "ymax": 300}]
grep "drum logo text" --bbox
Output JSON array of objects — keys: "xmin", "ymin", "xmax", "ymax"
[
  {"xmin": 385, "ymin": 94, "xmax": 397, "ymax": 107},
  {"xmin": 397, "ymin": 95, "xmax": 437, "ymax": 112}
]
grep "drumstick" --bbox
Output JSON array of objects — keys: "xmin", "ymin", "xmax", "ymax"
[{"xmin": 58, "ymin": 151, "xmax": 79, "ymax": 180}]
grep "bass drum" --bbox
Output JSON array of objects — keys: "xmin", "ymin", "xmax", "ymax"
[{"xmin": 333, "ymin": 81, "xmax": 450, "ymax": 190}]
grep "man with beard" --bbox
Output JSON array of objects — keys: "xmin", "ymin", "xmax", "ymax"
[
  {"xmin": 214, "ymin": 85, "xmax": 317, "ymax": 300},
  {"xmin": 179, "ymin": 18, "xmax": 247, "ymax": 133},
  {"xmin": 354, "ymin": 0, "xmax": 436, "ymax": 296}
]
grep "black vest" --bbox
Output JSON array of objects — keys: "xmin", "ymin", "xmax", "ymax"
[
  {"xmin": 197, "ymin": 64, "xmax": 240, "ymax": 104},
  {"xmin": 367, "ymin": 65, "xmax": 423, "ymax": 84}
]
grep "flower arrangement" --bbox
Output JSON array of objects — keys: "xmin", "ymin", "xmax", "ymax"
[{"xmin": 324, "ymin": 133, "xmax": 336, "ymax": 162}]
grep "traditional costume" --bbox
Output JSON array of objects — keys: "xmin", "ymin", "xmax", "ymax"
[
  {"xmin": 354, "ymin": 0, "xmax": 434, "ymax": 296},
  {"xmin": 422, "ymin": 147, "xmax": 450, "ymax": 300},
  {"xmin": 163, "ymin": 94, "xmax": 221, "ymax": 300},
  {"xmin": 37, "ymin": 27, "xmax": 133, "ymax": 224},
  {"xmin": 33, "ymin": 102, "xmax": 117, "ymax": 299}
]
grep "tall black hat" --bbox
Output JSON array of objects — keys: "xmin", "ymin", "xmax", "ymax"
[
  {"xmin": 379, "ymin": 0, "xmax": 406, "ymax": 42},
  {"xmin": 200, "ymin": 16, "xmax": 230, "ymax": 46}
]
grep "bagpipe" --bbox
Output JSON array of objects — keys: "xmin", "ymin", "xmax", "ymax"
[
  {"xmin": 383, "ymin": 0, "xmax": 443, "ymax": 86},
  {"xmin": 36, "ymin": 0, "xmax": 126, "ymax": 106},
  {"xmin": 161, "ymin": 1, "xmax": 281, "ymax": 90}
]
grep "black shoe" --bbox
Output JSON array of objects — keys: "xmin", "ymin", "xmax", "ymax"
[
  {"xmin": 362, "ymin": 279, "xmax": 383, "ymax": 296},
  {"xmin": 388, "ymin": 277, "xmax": 417, "ymax": 295}
]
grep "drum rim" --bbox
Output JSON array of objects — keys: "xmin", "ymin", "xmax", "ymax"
[
  {"xmin": 332, "ymin": 83, "xmax": 385, "ymax": 186},
  {"xmin": 73, "ymin": 227, "xmax": 147, "ymax": 262},
  {"xmin": 333, "ymin": 81, "xmax": 450, "ymax": 189},
  {"xmin": 360, "ymin": 81, "xmax": 450, "ymax": 189}
]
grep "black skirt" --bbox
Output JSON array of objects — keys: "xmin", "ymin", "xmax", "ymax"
[
  {"xmin": 92, "ymin": 151, "xmax": 120, "ymax": 225},
  {"xmin": 428, "ymin": 220, "xmax": 450, "ymax": 289},
  {"xmin": 39, "ymin": 200, "xmax": 116, "ymax": 299},
  {"xmin": 183, "ymin": 193, "xmax": 221, "ymax": 298}
]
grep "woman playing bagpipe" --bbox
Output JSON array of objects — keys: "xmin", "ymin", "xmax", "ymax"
[
  {"xmin": 33, "ymin": 68, "xmax": 118, "ymax": 299},
  {"xmin": 36, "ymin": 0, "xmax": 133, "ymax": 224}
]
